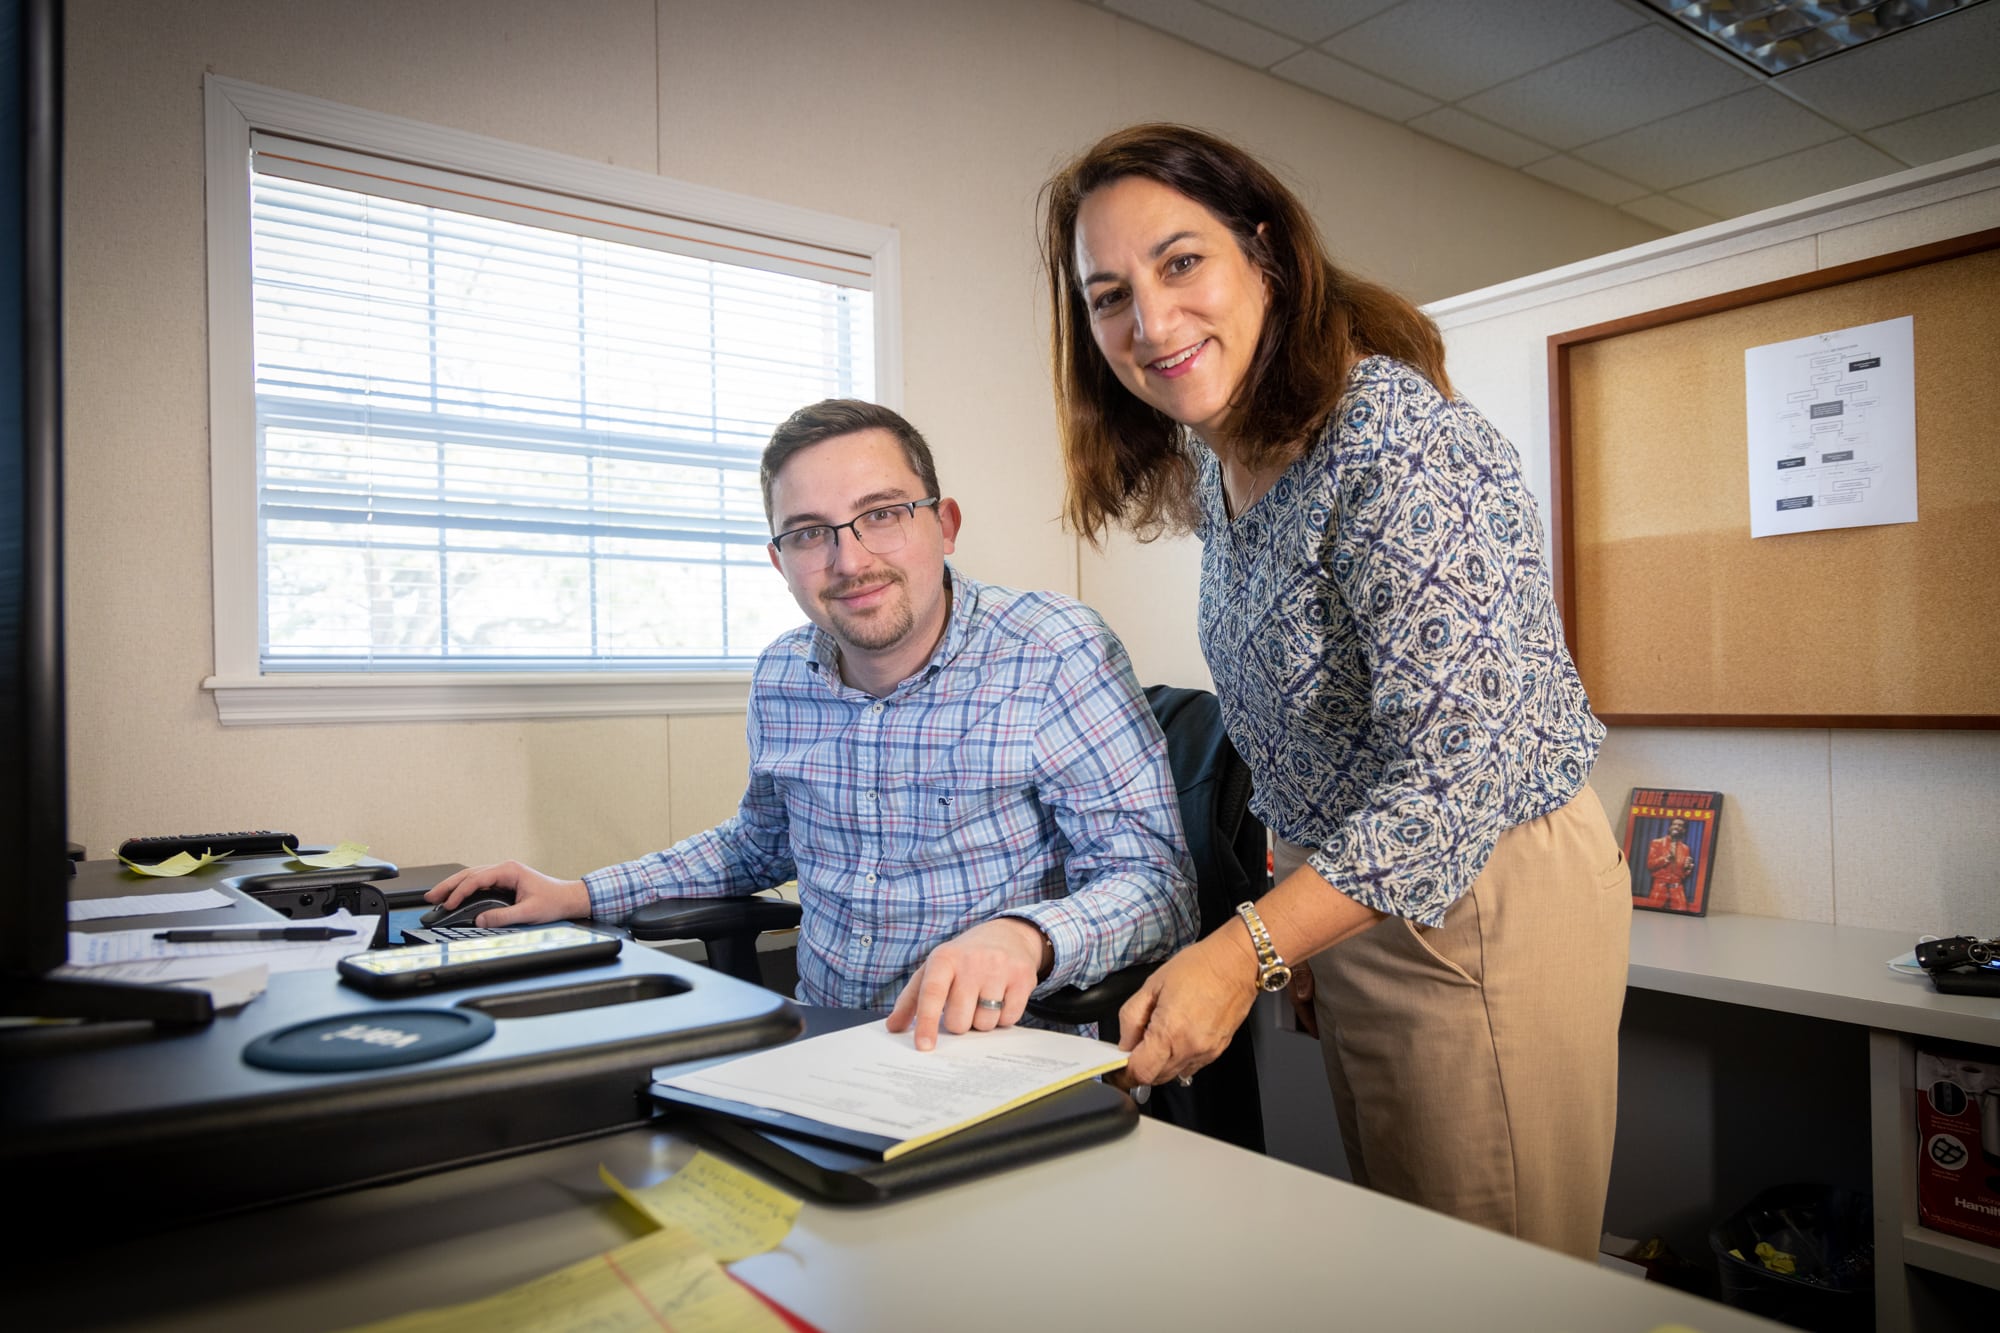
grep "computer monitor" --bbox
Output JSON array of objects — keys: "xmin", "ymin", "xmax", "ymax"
[{"xmin": 0, "ymin": 0, "xmax": 208, "ymax": 1022}]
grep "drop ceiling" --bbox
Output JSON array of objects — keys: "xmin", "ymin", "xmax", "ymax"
[{"xmin": 1086, "ymin": 0, "xmax": 2000, "ymax": 231}]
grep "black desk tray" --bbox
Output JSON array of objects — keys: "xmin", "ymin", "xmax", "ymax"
[{"xmin": 650, "ymin": 1007, "xmax": 1139, "ymax": 1203}]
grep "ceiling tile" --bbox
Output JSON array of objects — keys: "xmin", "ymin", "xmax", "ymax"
[
  {"xmin": 1522, "ymin": 153, "xmax": 1649, "ymax": 206},
  {"xmin": 1104, "ymin": 0, "xmax": 1303, "ymax": 68},
  {"xmin": 1866, "ymin": 91, "xmax": 2000, "ymax": 167},
  {"xmin": 1459, "ymin": 25, "xmax": 1754, "ymax": 150},
  {"xmin": 1619, "ymin": 194, "xmax": 1721, "ymax": 232},
  {"xmin": 1201, "ymin": 0, "xmax": 1403, "ymax": 45},
  {"xmin": 1322, "ymin": 0, "xmax": 1649, "ymax": 102},
  {"xmin": 1406, "ymin": 106, "xmax": 1552, "ymax": 168},
  {"xmin": 1269, "ymin": 48, "xmax": 1440, "ymax": 121},
  {"xmin": 1774, "ymin": 2, "xmax": 2000, "ymax": 132},
  {"xmin": 1571, "ymin": 87, "xmax": 1847, "ymax": 192},
  {"xmin": 1669, "ymin": 137, "xmax": 1906, "ymax": 218}
]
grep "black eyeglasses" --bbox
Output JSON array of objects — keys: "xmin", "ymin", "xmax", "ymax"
[{"xmin": 770, "ymin": 497, "xmax": 941, "ymax": 565}]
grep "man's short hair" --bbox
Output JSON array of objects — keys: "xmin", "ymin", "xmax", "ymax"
[{"xmin": 760, "ymin": 400, "xmax": 941, "ymax": 523}]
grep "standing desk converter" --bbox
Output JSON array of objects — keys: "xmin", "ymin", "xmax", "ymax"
[{"xmin": 3, "ymin": 860, "xmax": 803, "ymax": 1240}]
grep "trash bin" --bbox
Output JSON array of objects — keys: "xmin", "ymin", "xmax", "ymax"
[{"xmin": 1708, "ymin": 1183, "xmax": 1874, "ymax": 1333}]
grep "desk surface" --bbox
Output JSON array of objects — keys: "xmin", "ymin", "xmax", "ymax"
[
  {"xmin": 25, "ymin": 1115, "xmax": 1787, "ymax": 1333},
  {"xmin": 1629, "ymin": 912, "xmax": 1999, "ymax": 1045}
]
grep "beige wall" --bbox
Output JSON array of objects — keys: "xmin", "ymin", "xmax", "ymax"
[{"xmin": 63, "ymin": 0, "xmax": 1664, "ymax": 874}]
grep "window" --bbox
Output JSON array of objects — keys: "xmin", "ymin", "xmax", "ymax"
[{"xmin": 203, "ymin": 78, "xmax": 900, "ymax": 724}]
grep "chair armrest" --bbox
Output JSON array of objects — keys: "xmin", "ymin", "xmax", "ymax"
[
  {"xmin": 1023, "ymin": 961, "xmax": 1157, "ymax": 1028},
  {"xmin": 626, "ymin": 896, "xmax": 802, "ymax": 943}
]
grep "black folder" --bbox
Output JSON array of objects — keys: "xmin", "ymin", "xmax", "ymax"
[{"xmin": 648, "ymin": 1007, "xmax": 1139, "ymax": 1203}]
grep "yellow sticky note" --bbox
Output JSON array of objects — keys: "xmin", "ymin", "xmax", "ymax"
[
  {"xmin": 120, "ymin": 850, "xmax": 220, "ymax": 877},
  {"xmin": 286, "ymin": 840, "xmax": 370, "ymax": 869},
  {"xmin": 600, "ymin": 1153, "xmax": 801, "ymax": 1263},
  {"xmin": 336, "ymin": 1221, "xmax": 785, "ymax": 1333}
]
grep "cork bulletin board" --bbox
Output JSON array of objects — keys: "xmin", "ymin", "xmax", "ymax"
[{"xmin": 1547, "ymin": 227, "xmax": 2000, "ymax": 728}]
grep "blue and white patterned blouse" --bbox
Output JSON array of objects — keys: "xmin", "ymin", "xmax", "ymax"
[
  {"xmin": 1196, "ymin": 356, "xmax": 1604, "ymax": 926},
  {"xmin": 586, "ymin": 566, "xmax": 1198, "ymax": 1009}
]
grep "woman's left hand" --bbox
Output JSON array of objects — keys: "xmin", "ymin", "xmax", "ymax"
[{"xmin": 1117, "ymin": 928, "xmax": 1261, "ymax": 1085}]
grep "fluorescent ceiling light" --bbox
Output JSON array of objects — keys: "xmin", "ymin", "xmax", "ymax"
[{"xmin": 1641, "ymin": 0, "xmax": 1988, "ymax": 74}]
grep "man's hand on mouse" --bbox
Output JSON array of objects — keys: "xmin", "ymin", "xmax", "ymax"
[{"xmin": 424, "ymin": 861, "xmax": 590, "ymax": 927}]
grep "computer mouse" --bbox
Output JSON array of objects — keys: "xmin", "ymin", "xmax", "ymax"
[{"xmin": 418, "ymin": 889, "xmax": 517, "ymax": 928}]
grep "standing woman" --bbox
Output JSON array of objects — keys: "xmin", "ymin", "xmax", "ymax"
[{"xmin": 1040, "ymin": 124, "xmax": 1631, "ymax": 1260}]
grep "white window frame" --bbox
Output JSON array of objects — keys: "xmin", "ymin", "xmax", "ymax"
[{"xmin": 201, "ymin": 76, "xmax": 902, "ymax": 726}]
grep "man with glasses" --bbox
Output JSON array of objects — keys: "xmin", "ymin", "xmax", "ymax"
[{"xmin": 429, "ymin": 400, "xmax": 1197, "ymax": 1049}]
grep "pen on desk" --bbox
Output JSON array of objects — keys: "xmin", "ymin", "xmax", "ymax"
[{"xmin": 154, "ymin": 927, "xmax": 359, "ymax": 942}]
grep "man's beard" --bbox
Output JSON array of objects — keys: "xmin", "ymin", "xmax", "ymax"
[{"xmin": 820, "ymin": 571, "xmax": 913, "ymax": 651}]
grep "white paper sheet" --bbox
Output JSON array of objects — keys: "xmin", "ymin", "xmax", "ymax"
[
  {"xmin": 62, "ymin": 908, "xmax": 377, "ymax": 977},
  {"xmin": 1744, "ymin": 314, "xmax": 1917, "ymax": 538},
  {"xmin": 656, "ymin": 1020, "xmax": 1126, "ymax": 1152},
  {"xmin": 67, "ymin": 888, "xmax": 234, "ymax": 922},
  {"xmin": 47, "ymin": 961, "xmax": 271, "ymax": 1009}
]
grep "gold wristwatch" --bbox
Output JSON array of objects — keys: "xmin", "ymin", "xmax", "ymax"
[{"xmin": 1235, "ymin": 901, "xmax": 1292, "ymax": 992}]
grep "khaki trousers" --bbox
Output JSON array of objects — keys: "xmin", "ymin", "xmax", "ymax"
[{"xmin": 1276, "ymin": 786, "xmax": 1631, "ymax": 1261}]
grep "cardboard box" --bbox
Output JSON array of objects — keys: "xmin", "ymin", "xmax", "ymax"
[{"xmin": 1915, "ymin": 1044, "xmax": 2000, "ymax": 1249}]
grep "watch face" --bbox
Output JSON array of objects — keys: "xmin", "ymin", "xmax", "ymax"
[{"xmin": 1260, "ymin": 964, "xmax": 1292, "ymax": 993}]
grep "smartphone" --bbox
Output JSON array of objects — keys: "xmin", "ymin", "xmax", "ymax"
[
  {"xmin": 1932, "ymin": 958, "xmax": 2000, "ymax": 996},
  {"xmin": 337, "ymin": 924, "xmax": 620, "ymax": 996}
]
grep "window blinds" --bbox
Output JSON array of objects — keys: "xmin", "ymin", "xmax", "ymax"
[{"xmin": 247, "ymin": 134, "xmax": 872, "ymax": 671}]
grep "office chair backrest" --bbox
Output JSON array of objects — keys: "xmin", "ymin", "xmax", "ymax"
[
  {"xmin": 1143, "ymin": 685, "xmax": 1267, "ymax": 935},
  {"xmin": 1141, "ymin": 684, "xmax": 1268, "ymax": 1152}
]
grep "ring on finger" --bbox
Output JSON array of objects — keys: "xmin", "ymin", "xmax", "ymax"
[
  {"xmin": 976, "ymin": 997, "xmax": 1004, "ymax": 1012},
  {"xmin": 1176, "ymin": 1074, "xmax": 1194, "ymax": 1087}
]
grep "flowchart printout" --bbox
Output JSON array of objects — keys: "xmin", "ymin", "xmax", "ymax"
[{"xmin": 1743, "ymin": 314, "xmax": 1917, "ymax": 539}]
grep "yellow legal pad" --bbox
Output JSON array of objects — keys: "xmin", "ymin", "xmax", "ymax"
[
  {"xmin": 600, "ymin": 1153, "xmax": 801, "ymax": 1262},
  {"xmin": 335, "ymin": 1221, "xmax": 786, "ymax": 1333}
]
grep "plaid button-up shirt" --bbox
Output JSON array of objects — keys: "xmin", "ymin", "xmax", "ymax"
[{"xmin": 585, "ymin": 567, "xmax": 1198, "ymax": 1009}]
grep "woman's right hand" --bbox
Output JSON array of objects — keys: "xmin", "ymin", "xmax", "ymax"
[
  {"xmin": 1117, "ymin": 926, "xmax": 1262, "ymax": 1086},
  {"xmin": 424, "ymin": 860, "xmax": 590, "ymax": 927}
]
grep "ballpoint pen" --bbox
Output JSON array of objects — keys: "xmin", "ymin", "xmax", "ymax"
[{"xmin": 154, "ymin": 927, "xmax": 359, "ymax": 942}]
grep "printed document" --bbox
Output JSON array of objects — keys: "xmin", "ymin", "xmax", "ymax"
[
  {"xmin": 1744, "ymin": 314, "xmax": 1917, "ymax": 538},
  {"xmin": 656, "ymin": 1020, "xmax": 1127, "ymax": 1158}
]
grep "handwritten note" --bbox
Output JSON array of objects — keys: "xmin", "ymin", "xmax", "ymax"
[
  {"xmin": 599, "ymin": 1154, "xmax": 801, "ymax": 1262},
  {"xmin": 287, "ymin": 840, "xmax": 370, "ymax": 868},
  {"xmin": 335, "ymin": 1221, "xmax": 786, "ymax": 1333},
  {"xmin": 118, "ymin": 850, "xmax": 221, "ymax": 877}
]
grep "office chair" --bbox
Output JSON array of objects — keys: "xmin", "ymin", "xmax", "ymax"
[{"xmin": 625, "ymin": 684, "xmax": 1268, "ymax": 1150}]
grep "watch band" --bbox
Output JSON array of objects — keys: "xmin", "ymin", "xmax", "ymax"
[{"xmin": 1234, "ymin": 901, "xmax": 1293, "ymax": 993}]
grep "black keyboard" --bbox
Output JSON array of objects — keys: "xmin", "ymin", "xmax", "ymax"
[
  {"xmin": 118, "ymin": 830, "xmax": 297, "ymax": 861},
  {"xmin": 399, "ymin": 924, "xmax": 521, "ymax": 946}
]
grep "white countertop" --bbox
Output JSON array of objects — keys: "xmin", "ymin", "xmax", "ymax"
[
  {"xmin": 1628, "ymin": 912, "xmax": 1998, "ymax": 1045},
  {"xmin": 36, "ymin": 1118, "xmax": 1792, "ymax": 1333}
]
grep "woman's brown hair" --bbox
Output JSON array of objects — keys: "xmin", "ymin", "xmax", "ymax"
[{"xmin": 1040, "ymin": 123, "xmax": 1451, "ymax": 544}]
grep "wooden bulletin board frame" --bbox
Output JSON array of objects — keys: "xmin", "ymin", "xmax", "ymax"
[{"xmin": 1547, "ymin": 227, "xmax": 2000, "ymax": 729}]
